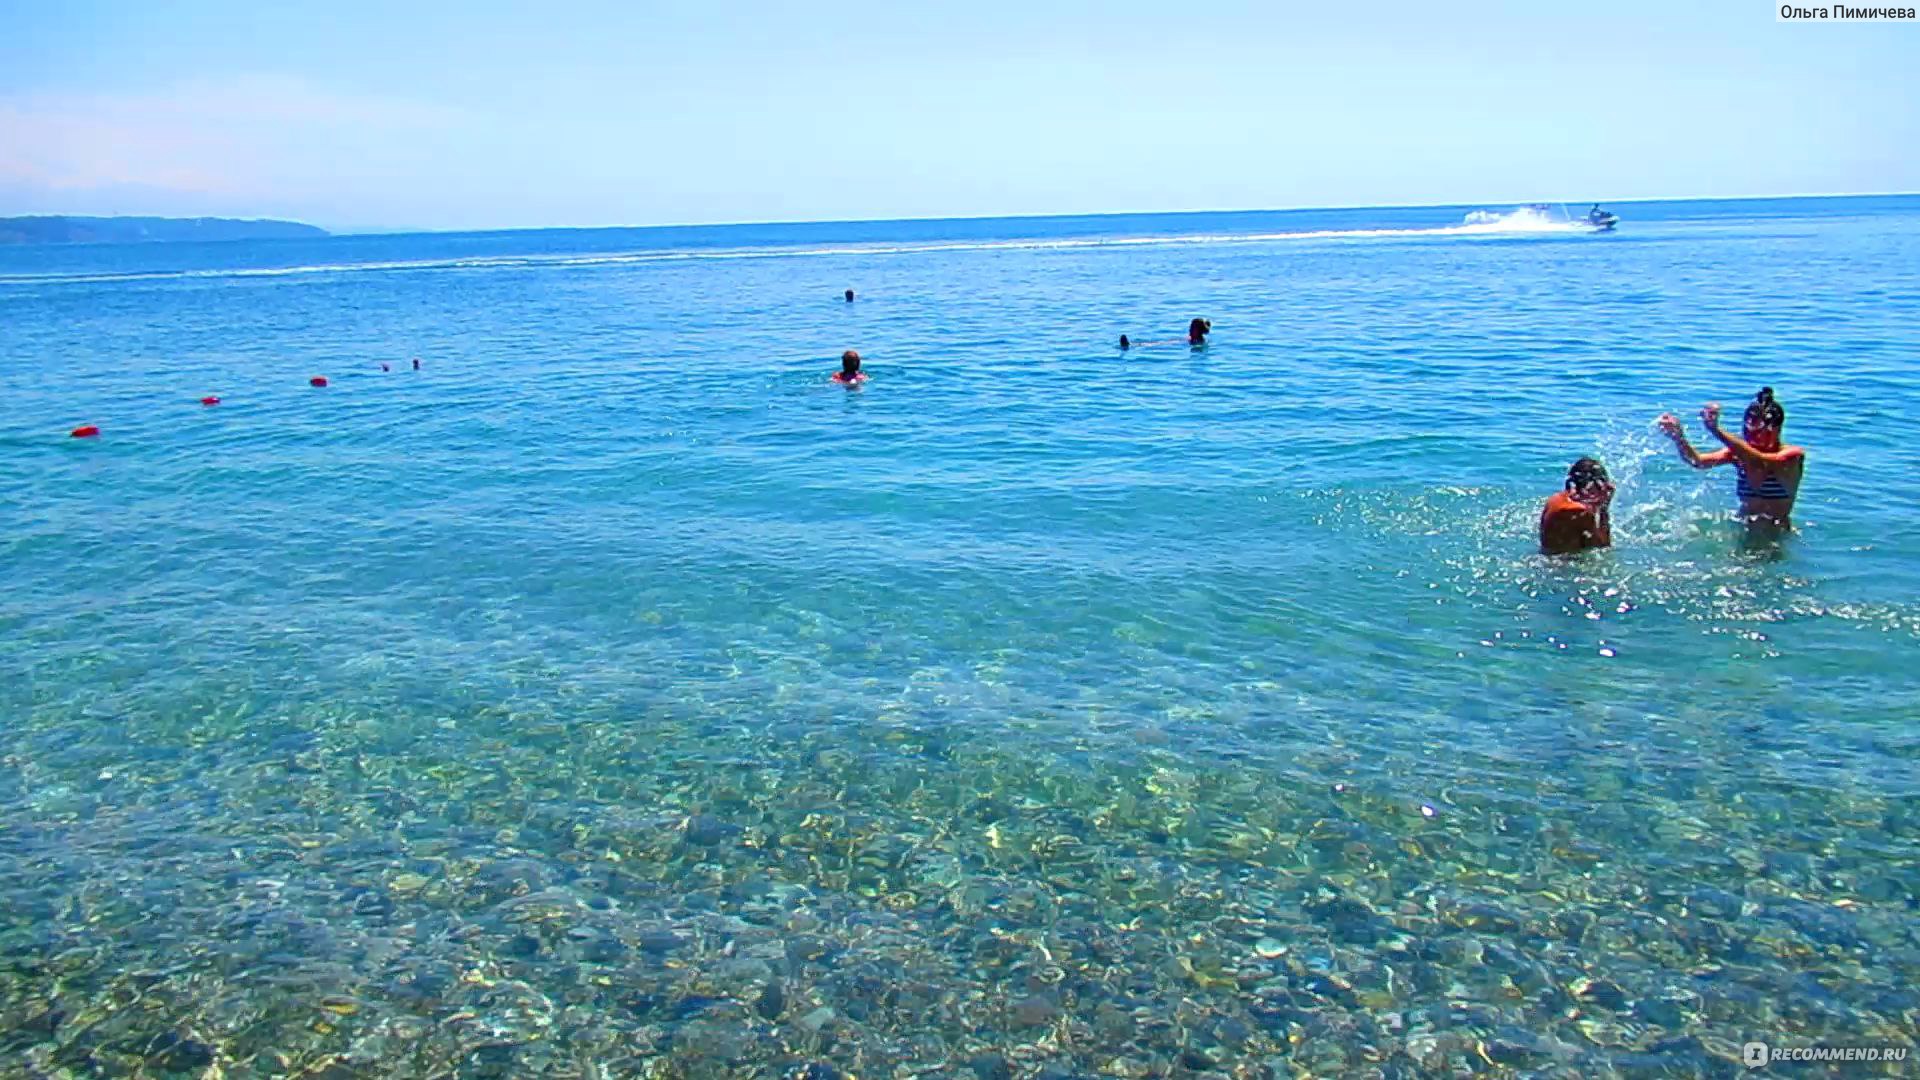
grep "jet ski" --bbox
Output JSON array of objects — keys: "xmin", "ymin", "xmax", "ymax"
[{"xmin": 1583, "ymin": 205, "xmax": 1618, "ymax": 231}]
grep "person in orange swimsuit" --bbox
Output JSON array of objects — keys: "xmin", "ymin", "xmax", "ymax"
[
  {"xmin": 1658, "ymin": 386, "xmax": 1805, "ymax": 532},
  {"xmin": 1539, "ymin": 457, "xmax": 1614, "ymax": 555}
]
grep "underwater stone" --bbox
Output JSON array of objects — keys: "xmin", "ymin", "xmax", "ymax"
[
  {"xmin": 787, "ymin": 935, "xmax": 832, "ymax": 962},
  {"xmin": 580, "ymin": 935, "xmax": 626, "ymax": 963},
  {"xmin": 1547, "ymin": 908, "xmax": 1595, "ymax": 940},
  {"xmin": 150, "ymin": 1034, "xmax": 215, "ymax": 1073},
  {"xmin": 674, "ymin": 1016, "xmax": 750, "ymax": 1063},
  {"xmin": 1685, "ymin": 887, "xmax": 1743, "ymax": 919},
  {"xmin": 15, "ymin": 1005, "xmax": 64, "ymax": 1037},
  {"xmin": 755, "ymin": 981, "xmax": 785, "ymax": 1019},
  {"xmin": 1573, "ymin": 976, "xmax": 1630, "ymax": 1011},
  {"xmin": 1633, "ymin": 995, "xmax": 1688, "ymax": 1029},
  {"xmin": 1768, "ymin": 899, "xmax": 1864, "ymax": 948},
  {"xmin": 684, "ymin": 814, "xmax": 740, "ymax": 846},
  {"xmin": 1012, "ymin": 994, "xmax": 1060, "ymax": 1028},
  {"xmin": 389, "ymin": 872, "xmax": 429, "ymax": 894},
  {"xmin": 1437, "ymin": 934, "xmax": 1486, "ymax": 967},
  {"xmin": 638, "ymin": 929, "xmax": 687, "ymax": 955},
  {"xmin": 1403, "ymin": 1034, "xmax": 1442, "ymax": 1068},
  {"xmin": 970, "ymin": 1052, "xmax": 1013, "ymax": 1080},
  {"xmin": 1857, "ymin": 874, "xmax": 1906, "ymax": 902}
]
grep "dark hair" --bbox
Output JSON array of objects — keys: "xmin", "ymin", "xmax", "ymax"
[
  {"xmin": 840, "ymin": 350, "xmax": 861, "ymax": 377},
  {"xmin": 1566, "ymin": 457, "xmax": 1609, "ymax": 492},
  {"xmin": 1119, "ymin": 334, "xmax": 1131, "ymax": 349},
  {"xmin": 1188, "ymin": 317, "xmax": 1210, "ymax": 341},
  {"xmin": 1744, "ymin": 386, "xmax": 1785, "ymax": 429}
]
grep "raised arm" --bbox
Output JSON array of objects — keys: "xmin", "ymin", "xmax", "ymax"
[
  {"xmin": 1701, "ymin": 402, "xmax": 1800, "ymax": 469},
  {"xmin": 1658, "ymin": 412, "xmax": 1731, "ymax": 469}
]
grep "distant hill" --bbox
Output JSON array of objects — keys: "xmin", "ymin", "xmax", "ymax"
[{"xmin": 0, "ymin": 216, "xmax": 329, "ymax": 245}]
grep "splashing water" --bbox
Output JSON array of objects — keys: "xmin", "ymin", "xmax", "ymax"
[{"xmin": 1460, "ymin": 204, "xmax": 1596, "ymax": 233}]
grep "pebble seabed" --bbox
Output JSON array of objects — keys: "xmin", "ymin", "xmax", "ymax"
[{"xmin": 2, "ymin": 682, "xmax": 1916, "ymax": 1080}]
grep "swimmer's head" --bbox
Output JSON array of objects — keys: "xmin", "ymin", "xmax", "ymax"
[
  {"xmin": 845, "ymin": 289, "xmax": 855, "ymax": 302},
  {"xmin": 1188, "ymin": 317, "xmax": 1211, "ymax": 343},
  {"xmin": 1565, "ymin": 457, "xmax": 1611, "ymax": 502},
  {"xmin": 1743, "ymin": 386, "xmax": 1785, "ymax": 449},
  {"xmin": 840, "ymin": 350, "xmax": 862, "ymax": 377},
  {"xmin": 1119, "ymin": 334, "xmax": 1131, "ymax": 349}
]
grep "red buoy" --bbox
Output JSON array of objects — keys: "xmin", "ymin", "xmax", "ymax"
[
  {"xmin": 200, "ymin": 396, "xmax": 222, "ymax": 406},
  {"xmin": 310, "ymin": 376, "xmax": 329, "ymax": 388},
  {"xmin": 71, "ymin": 425, "xmax": 100, "ymax": 438}
]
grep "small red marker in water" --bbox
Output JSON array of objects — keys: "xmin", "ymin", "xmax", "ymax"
[
  {"xmin": 310, "ymin": 376, "xmax": 329, "ymax": 388},
  {"xmin": 200, "ymin": 396, "xmax": 222, "ymax": 406},
  {"xmin": 71, "ymin": 424, "xmax": 100, "ymax": 438}
]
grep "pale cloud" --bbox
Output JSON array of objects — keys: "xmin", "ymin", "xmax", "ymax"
[{"xmin": 0, "ymin": 75, "xmax": 472, "ymax": 219}]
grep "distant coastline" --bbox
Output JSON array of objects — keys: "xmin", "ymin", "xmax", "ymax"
[{"xmin": 0, "ymin": 215, "xmax": 329, "ymax": 246}]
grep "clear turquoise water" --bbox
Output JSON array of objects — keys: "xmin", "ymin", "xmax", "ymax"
[{"xmin": 2, "ymin": 197, "xmax": 1917, "ymax": 1077}]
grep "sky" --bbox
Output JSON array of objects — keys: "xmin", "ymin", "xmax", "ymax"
[{"xmin": 1, "ymin": 0, "xmax": 1916, "ymax": 231}]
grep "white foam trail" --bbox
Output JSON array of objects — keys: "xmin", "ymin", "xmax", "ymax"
[
  {"xmin": 0, "ymin": 207, "xmax": 1598, "ymax": 287},
  {"xmin": 1458, "ymin": 206, "xmax": 1593, "ymax": 234}
]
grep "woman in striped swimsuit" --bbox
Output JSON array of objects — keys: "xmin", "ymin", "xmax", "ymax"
[{"xmin": 1658, "ymin": 387, "xmax": 1806, "ymax": 531}]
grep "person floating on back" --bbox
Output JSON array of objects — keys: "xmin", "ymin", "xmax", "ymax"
[
  {"xmin": 1539, "ymin": 457, "xmax": 1614, "ymax": 555},
  {"xmin": 832, "ymin": 349, "xmax": 867, "ymax": 385},
  {"xmin": 1657, "ymin": 387, "xmax": 1805, "ymax": 531}
]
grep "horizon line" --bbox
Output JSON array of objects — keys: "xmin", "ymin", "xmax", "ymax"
[
  {"xmin": 322, "ymin": 189, "xmax": 1920, "ymax": 237},
  {"xmin": 9, "ymin": 189, "xmax": 1916, "ymax": 238}
]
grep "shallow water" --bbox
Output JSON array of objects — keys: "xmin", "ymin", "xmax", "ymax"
[{"xmin": 2, "ymin": 197, "xmax": 1918, "ymax": 1077}]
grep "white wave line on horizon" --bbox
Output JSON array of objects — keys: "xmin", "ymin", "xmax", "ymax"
[{"xmin": 0, "ymin": 209, "xmax": 1601, "ymax": 287}]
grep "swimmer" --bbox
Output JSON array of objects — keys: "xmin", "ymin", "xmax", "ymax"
[
  {"xmin": 831, "ymin": 349, "xmax": 867, "ymax": 385},
  {"xmin": 1658, "ymin": 386, "xmax": 1805, "ymax": 530},
  {"xmin": 1538, "ymin": 457, "xmax": 1614, "ymax": 555},
  {"xmin": 411, "ymin": 357, "xmax": 421, "ymax": 371},
  {"xmin": 1122, "ymin": 322, "xmax": 1210, "ymax": 348},
  {"xmin": 845, "ymin": 289, "xmax": 855, "ymax": 303}
]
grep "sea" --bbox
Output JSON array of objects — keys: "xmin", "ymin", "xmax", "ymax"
[{"xmin": 2, "ymin": 196, "xmax": 1917, "ymax": 1077}]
